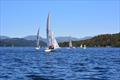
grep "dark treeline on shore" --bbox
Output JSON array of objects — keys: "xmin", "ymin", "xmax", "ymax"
[
  {"xmin": 0, "ymin": 38, "xmax": 47, "ymax": 47},
  {"xmin": 59, "ymin": 33, "xmax": 120, "ymax": 47}
]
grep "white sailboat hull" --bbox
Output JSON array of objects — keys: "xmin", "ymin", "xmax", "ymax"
[
  {"xmin": 35, "ymin": 47, "xmax": 40, "ymax": 50},
  {"xmin": 45, "ymin": 49, "xmax": 52, "ymax": 52},
  {"xmin": 44, "ymin": 47, "xmax": 60, "ymax": 52}
]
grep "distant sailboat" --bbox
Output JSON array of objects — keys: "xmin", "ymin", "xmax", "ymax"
[
  {"xmin": 69, "ymin": 37, "xmax": 75, "ymax": 48},
  {"xmin": 45, "ymin": 13, "xmax": 59, "ymax": 52},
  {"xmin": 83, "ymin": 45, "xmax": 86, "ymax": 49},
  {"xmin": 35, "ymin": 28, "xmax": 40, "ymax": 50},
  {"xmin": 69, "ymin": 39, "xmax": 72, "ymax": 48},
  {"xmin": 80, "ymin": 44, "xmax": 83, "ymax": 48}
]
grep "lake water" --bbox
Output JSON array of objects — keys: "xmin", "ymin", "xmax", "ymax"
[{"xmin": 0, "ymin": 47, "xmax": 120, "ymax": 80}]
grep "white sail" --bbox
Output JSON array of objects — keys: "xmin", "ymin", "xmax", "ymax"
[
  {"xmin": 69, "ymin": 39, "xmax": 72, "ymax": 47},
  {"xmin": 68, "ymin": 37, "xmax": 76, "ymax": 48},
  {"xmin": 46, "ymin": 13, "xmax": 52, "ymax": 47},
  {"xmin": 80, "ymin": 44, "xmax": 83, "ymax": 48},
  {"xmin": 83, "ymin": 45, "xmax": 86, "ymax": 49},
  {"xmin": 36, "ymin": 28, "xmax": 40, "ymax": 50},
  {"xmin": 51, "ymin": 32, "xmax": 59, "ymax": 49}
]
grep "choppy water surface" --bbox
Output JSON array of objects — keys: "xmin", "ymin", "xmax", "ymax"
[{"xmin": 0, "ymin": 47, "xmax": 120, "ymax": 80}]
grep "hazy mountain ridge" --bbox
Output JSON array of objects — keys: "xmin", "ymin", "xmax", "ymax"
[
  {"xmin": 1, "ymin": 35, "xmax": 91, "ymax": 42},
  {"xmin": 23, "ymin": 35, "xmax": 81, "ymax": 42},
  {"xmin": 0, "ymin": 35, "xmax": 92, "ymax": 47},
  {"xmin": 0, "ymin": 36, "xmax": 10, "ymax": 39}
]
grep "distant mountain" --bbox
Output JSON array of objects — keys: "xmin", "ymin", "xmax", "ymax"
[
  {"xmin": 23, "ymin": 35, "xmax": 83, "ymax": 42},
  {"xmin": 1, "ymin": 35, "xmax": 92, "ymax": 43},
  {"xmin": 23, "ymin": 35, "xmax": 36, "ymax": 40},
  {"xmin": 23, "ymin": 35, "xmax": 47, "ymax": 42},
  {"xmin": 56, "ymin": 37, "xmax": 79, "ymax": 42},
  {"xmin": 0, "ymin": 35, "xmax": 10, "ymax": 39},
  {"xmin": 24, "ymin": 35, "xmax": 43, "ymax": 40},
  {"xmin": 79, "ymin": 36, "xmax": 92, "ymax": 40}
]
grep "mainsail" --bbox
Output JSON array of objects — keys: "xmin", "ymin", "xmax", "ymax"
[
  {"xmin": 36, "ymin": 28, "xmax": 40, "ymax": 48},
  {"xmin": 46, "ymin": 13, "xmax": 59, "ymax": 49},
  {"xmin": 69, "ymin": 37, "xmax": 72, "ymax": 47},
  {"xmin": 46, "ymin": 13, "xmax": 52, "ymax": 47},
  {"xmin": 80, "ymin": 44, "xmax": 83, "ymax": 48}
]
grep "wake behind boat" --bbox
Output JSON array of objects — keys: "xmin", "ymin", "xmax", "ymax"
[{"xmin": 45, "ymin": 13, "xmax": 60, "ymax": 52}]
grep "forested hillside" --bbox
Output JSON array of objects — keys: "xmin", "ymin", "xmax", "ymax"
[{"xmin": 59, "ymin": 33, "xmax": 120, "ymax": 47}]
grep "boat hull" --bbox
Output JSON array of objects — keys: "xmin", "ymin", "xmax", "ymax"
[
  {"xmin": 45, "ymin": 49, "xmax": 54, "ymax": 52},
  {"xmin": 35, "ymin": 47, "xmax": 40, "ymax": 50}
]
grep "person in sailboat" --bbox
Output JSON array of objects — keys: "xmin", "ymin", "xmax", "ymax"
[{"xmin": 49, "ymin": 45, "xmax": 54, "ymax": 49}]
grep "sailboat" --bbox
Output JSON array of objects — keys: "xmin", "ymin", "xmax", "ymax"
[
  {"xmin": 80, "ymin": 44, "xmax": 83, "ymax": 48},
  {"xmin": 69, "ymin": 37, "xmax": 75, "ymax": 48},
  {"xmin": 69, "ymin": 38, "xmax": 72, "ymax": 48},
  {"xmin": 45, "ymin": 13, "xmax": 60, "ymax": 52},
  {"xmin": 83, "ymin": 45, "xmax": 86, "ymax": 49},
  {"xmin": 35, "ymin": 28, "xmax": 40, "ymax": 50}
]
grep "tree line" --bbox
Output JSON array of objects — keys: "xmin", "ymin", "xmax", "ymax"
[{"xmin": 59, "ymin": 33, "xmax": 120, "ymax": 47}]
